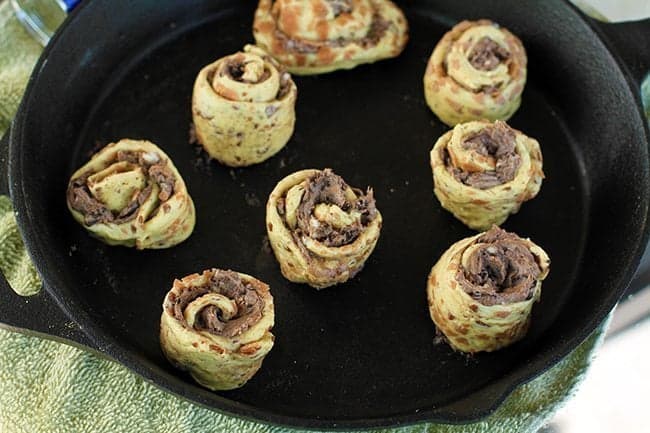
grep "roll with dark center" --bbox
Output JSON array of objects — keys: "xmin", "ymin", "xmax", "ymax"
[
  {"xmin": 160, "ymin": 269, "xmax": 275, "ymax": 390},
  {"xmin": 66, "ymin": 139, "xmax": 195, "ymax": 249},
  {"xmin": 253, "ymin": 0, "xmax": 409, "ymax": 75},
  {"xmin": 423, "ymin": 19, "xmax": 527, "ymax": 126},
  {"xmin": 266, "ymin": 168, "xmax": 382, "ymax": 288},
  {"xmin": 192, "ymin": 44, "xmax": 297, "ymax": 166},
  {"xmin": 430, "ymin": 120, "xmax": 544, "ymax": 231},
  {"xmin": 427, "ymin": 226, "xmax": 550, "ymax": 353}
]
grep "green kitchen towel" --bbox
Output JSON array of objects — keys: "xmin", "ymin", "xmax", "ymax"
[
  {"xmin": 0, "ymin": 322, "xmax": 606, "ymax": 433},
  {"xmin": 0, "ymin": 314, "xmax": 607, "ymax": 433},
  {"xmin": 0, "ymin": 0, "xmax": 42, "ymax": 296},
  {"xmin": 0, "ymin": 0, "xmax": 43, "ymax": 135},
  {"xmin": 0, "ymin": 0, "xmax": 618, "ymax": 431}
]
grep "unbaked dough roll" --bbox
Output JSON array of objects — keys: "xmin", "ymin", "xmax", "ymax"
[
  {"xmin": 160, "ymin": 269, "xmax": 275, "ymax": 391},
  {"xmin": 66, "ymin": 139, "xmax": 195, "ymax": 249},
  {"xmin": 192, "ymin": 44, "xmax": 297, "ymax": 167},
  {"xmin": 430, "ymin": 120, "xmax": 543, "ymax": 231},
  {"xmin": 266, "ymin": 169, "xmax": 382, "ymax": 289},
  {"xmin": 427, "ymin": 226, "xmax": 550, "ymax": 353},
  {"xmin": 253, "ymin": 0, "xmax": 408, "ymax": 75},
  {"xmin": 423, "ymin": 19, "xmax": 527, "ymax": 126}
]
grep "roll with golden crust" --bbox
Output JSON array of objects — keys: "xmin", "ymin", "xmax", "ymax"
[
  {"xmin": 192, "ymin": 44, "xmax": 297, "ymax": 167},
  {"xmin": 424, "ymin": 20, "xmax": 527, "ymax": 126},
  {"xmin": 160, "ymin": 269, "xmax": 275, "ymax": 390},
  {"xmin": 253, "ymin": 0, "xmax": 409, "ymax": 75},
  {"xmin": 427, "ymin": 226, "xmax": 550, "ymax": 353},
  {"xmin": 266, "ymin": 169, "xmax": 382, "ymax": 289},
  {"xmin": 430, "ymin": 120, "xmax": 543, "ymax": 231},
  {"xmin": 66, "ymin": 139, "xmax": 195, "ymax": 249}
]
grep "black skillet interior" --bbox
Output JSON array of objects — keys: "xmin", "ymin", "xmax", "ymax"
[{"xmin": 9, "ymin": 0, "xmax": 649, "ymax": 428}]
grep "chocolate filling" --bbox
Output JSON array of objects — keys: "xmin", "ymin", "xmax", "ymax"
[
  {"xmin": 67, "ymin": 150, "xmax": 176, "ymax": 226},
  {"xmin": 170, "ymin": 270, "xmax": 265, "ymax": 338},
  {"xmin": 277, "ymin": 71, "xmax": 293, "ymax": 99},
  {"xmin": 209, "ymin": 57, "xmax": 292, "ymax": 99},
  {"xmin": 443, "ymin": 35, "xmax": 511, "ymax": 94},
  {"xmin": 457, "ymin": 226, "xmax": 541, "ymax": 306},
  {"xmin": 223, "ymin": 56, "xmax": 272, "ymax": 84},
  {"xmin": 468, "ymin": 37, "xmax": 510, "ymax": 71},
  {"xmin": 444, "ymin": 121, "xmax": 521, "ymax": 189},
  {"xmin": 228, "ymin": 61, "xmax": 246, "ymax": 79},
  {"xmin": 327, "ymin": 0, "xmax": 352, "ymax": 17},
  {"xmin": 361, "ymin": 15, "xmax": 391, "ymax": 47},
  {"xmin": 284, "ymin": 169, "xmax": 377, "ymax": 247},
  {"xmin": 148, "ymin": 165, "xmax": 175, "ymax": 201},
  {"xmin": 67, "ymin": 176, "xmax": 116, "ymax": 226},
  {"xmin": 275, "ymin": 12, "xmax": 390, "ymax": 54}
]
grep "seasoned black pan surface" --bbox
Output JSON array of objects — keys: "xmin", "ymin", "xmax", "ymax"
[{"xmin": 4, "ymin": 0, "xmax": 649, "ymax": 428}]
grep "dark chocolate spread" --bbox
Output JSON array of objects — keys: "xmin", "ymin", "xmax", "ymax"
[
  {"xmin": 327, "ymin": 0, "xmax": 352, "ymax": 16},
  {"xmin": 275, "ymin": 12, "xmax": 389, "ymax": 54},
  {"xmin": 67, "ymin": 176, "xmax": 116, "ymax": 226},
  {"xmin": 468, "ymin": 37, "xmax": 510, "ymax": 71},
  {"xmin": 444, "ymin": 121, "xmax": 521, "ymax": 189},
  {"xmin": 361, "ymin": 15, "xmax": 391, "ymax": 48},
  {"xmin": 171, "ymin": 270, "xmax": 265, "ymax": 338},
  {"xmin": 287, "ymin": 169, "xmax": 377, "ymax": 247},
  {"xmin": 227, "ymin": 58, "xmax": 247, "ymax": 79},
  {"xmin": 67, "ymin": 150, "xmax": 175, "ymax": 226},
  {"xmin": 223, "ymin": 55, "xmax": 272, "ymax": 84},
  {"xmin": 209, "ymin": 54, "xmax": 292, "ymax": 99},
  {"xmin": 457, "ymin": 226, "xmax": 541, "ymax": 306},
  {"xmin": 148, "ymin": 164, "xmax": 175, "ymax": 201}
]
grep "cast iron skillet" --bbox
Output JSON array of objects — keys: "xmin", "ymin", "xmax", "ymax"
[{"xmin": 1, "ymin": 0, "xmax": 650, "ymax": 429}]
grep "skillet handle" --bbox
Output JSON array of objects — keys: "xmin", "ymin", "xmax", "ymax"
[
  {"xmin": 0, "ymin": 278, "xmax": 98, "ymax": 351},
  {"xmin": 593, "ymin": 18, "xmax": 650, "ymax": 297},
  {"xmin": 0, "ymin": 130, "xmax": 100, "ymax": 353},
  {"xmin": 590, "ymin": 17, "xmax": 650, "ymax": 87}
]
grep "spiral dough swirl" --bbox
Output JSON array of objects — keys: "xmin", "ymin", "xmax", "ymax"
[
  {"xmin": 192, "ymin": 45, "xmax": 297, "ymax": 167},
  {"xmin": 424, "ymin": 20, "xmax": 527, "ymax": 126},
  {"xmin": 427, "ymin": 226, "xmax": 550, "ymax": 353},
  {"xmin": 66, "ymin": 139, "xmax": 195, "ymax": 249},
  {"xmin": 160, "ymin": 269, "xmax": 275, "ymax": 390},
  {"xmin": 253, "ymin": 0, "xmax": 409, "ymax": 75},
  {"xmin": 430, "ymin": 120, "xmax": 543, "ymax": 231},
  {"xmin": 266, "ymin": 169, "xmax": 382, "ymax": 289}
]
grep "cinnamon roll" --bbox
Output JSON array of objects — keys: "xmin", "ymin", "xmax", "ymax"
[
  {"xmin": 430, "ymin": 120, "xmax": 543, "ymax": 231},
  {"xmin": 253, "ymin": 0, "xmax": 409, "ymax": 75},
  {"xmin": 66, "ymin": 139, "xmax": 195, "ymax": 249},
  {"xmin": 427, "ymin": 226, "xmax": 550, "ymax": 353},
  {"xmin": 423, "ymin": 20, "xmax": 527, "ymax": 126},
  {"xmin": 266, "ymin": 169, "xmax": 382, "ymax": 288},
  {"xmin": 160, "ymin": 269, "xmax": 275, "ymax": 390},
  {"xmin": 192, "ymin": 44, "xmax": 297, "ymax": 167}
]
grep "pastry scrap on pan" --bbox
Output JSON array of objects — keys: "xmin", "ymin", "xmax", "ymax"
[
  {"xmin": 427, "ymin": 226, "xmax": 550, "ymax": 354},
  {"xmin": 192, "ymin": 44, "xmax": 297, "ymax": 167},
  {"xmin": 160, "ymin": 268, "xmax": 275, "ymax": 391},
  {"xmin": 266, "ymin": 168, "xmax": 382, "ymax": 289},
  {"xmin": 253, "ymin": 0, "xmax": 409, "ymax": 75},
  {"xmin": 66, "ymin": 139, "xmax": 195, "ymax": 249},
  {"xmin": 424, "ymin": 19, "xmax": 527, "ymax": 126},
  {"xmin": 430, "ymin": 120, "xmax": 544, "ymax": 231}
]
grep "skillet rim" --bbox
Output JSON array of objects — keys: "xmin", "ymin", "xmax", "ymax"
[{"xmin": 7, "ymin": 0, "xmax": 650, "ymax": 428}]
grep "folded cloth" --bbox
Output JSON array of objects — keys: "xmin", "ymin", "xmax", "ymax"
[
  {"xmin": 0, "ymin": 196, "xmax": 41, "ymax": 296},
  {"xmin": 0, "ymin": 317, "xmax": 606, "ymax": 433},
  {"xmin": 0, "ymin": 0, "xmax": 42, "ymax": 295},
  {"xmin": 0, "ymin": 0, "xmax": 42, "ymax": 135},
  {"xmin": 0, "ymin": 0, "xmax": 612, "ymax": 431}
]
